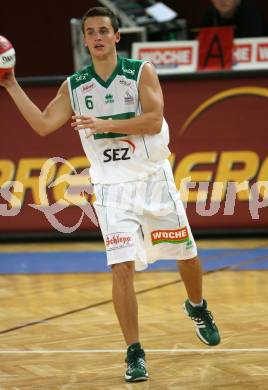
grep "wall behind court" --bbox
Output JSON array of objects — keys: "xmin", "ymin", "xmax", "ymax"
[{"xmin": 1, "ymin": 0, "xmax": 268, "ymax": 77}]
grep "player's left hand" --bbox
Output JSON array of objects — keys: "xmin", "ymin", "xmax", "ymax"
[{"xmin": 71, "ymin": 115, "xmax": 110, "ymax": 137}]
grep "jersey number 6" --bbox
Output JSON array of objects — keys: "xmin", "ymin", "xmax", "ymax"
[{"xmin": 85, "ymin": 95, "xmax": 94, "ymax": 110}]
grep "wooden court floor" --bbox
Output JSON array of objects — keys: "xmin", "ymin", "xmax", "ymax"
[{"xmin": 0, "ymin": 239, "xmax": 267, "ymax": 389}]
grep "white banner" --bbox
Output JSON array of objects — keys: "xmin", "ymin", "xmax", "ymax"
[
  {"xmin": 132, "ymin": 41, "xmax": 198, "ymax": 74},
  {"xmin": 233, "ymin": 38, "xmax": 268, "ymax": 70}
]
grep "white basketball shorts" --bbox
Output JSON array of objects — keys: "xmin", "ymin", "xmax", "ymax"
[{"xmin": 93, "ymin": 161, "xmax": 198, "ymax": 271}]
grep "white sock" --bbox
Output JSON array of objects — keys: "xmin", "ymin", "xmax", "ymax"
[{"xmin": 189, "ymin": 299, "xmax": 203, "ymax": 307}]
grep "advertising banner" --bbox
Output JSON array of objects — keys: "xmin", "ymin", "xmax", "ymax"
[
  {"xmin": 132, "ymin": 38, "xmax": 268, "ymax": 73},
  {"xmin": 1, "ymin": 75, "xmax": 268, "ymax": 234},
  {"xmin": 132, "ymin": 41, "xmax": 198, "ymax": 74}
]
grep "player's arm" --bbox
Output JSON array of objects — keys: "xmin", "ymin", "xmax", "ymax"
[
  {"xmin": 1, "ymin": 73, "xmax": 73, "ymax": 136},
  {"xmin": 71, "ymin": 62, "xmax": 164, "ymax": 136}
]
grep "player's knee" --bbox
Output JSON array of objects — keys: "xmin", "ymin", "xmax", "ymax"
[
  {"xmin": 111, "ymin": 261, "xmax": 134, "ymax": 281},
  {"xmin": 179, "ymin": 256, "xmax": 200, "ymax": 267},
  {"xmin": 187, "ymin": 256, "xmax": 199, "ymax": 263}
]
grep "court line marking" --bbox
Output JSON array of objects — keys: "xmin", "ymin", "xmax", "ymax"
[{"xmin": 0, "ymin": 348, "xmax": 268, "ymax": 354}]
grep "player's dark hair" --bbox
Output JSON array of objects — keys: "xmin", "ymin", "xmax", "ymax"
[{"xmin": 81, "ymin": 7, "xmax": 119, "ymax": 34}]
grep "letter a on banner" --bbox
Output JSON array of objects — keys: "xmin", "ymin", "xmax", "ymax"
[{"xmin": 197, "ymin": 27, "xmax": 234, "ymax": 71}]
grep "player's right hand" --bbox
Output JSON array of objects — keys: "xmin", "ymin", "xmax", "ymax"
[{"xmin": 0, "ymin": 69, "xmax": 17, "ymax": 89}]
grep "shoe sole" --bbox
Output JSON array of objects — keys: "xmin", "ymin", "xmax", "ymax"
[{"xmin": 125, "ymin": 375, "xmax": 149, "ymax": 382}]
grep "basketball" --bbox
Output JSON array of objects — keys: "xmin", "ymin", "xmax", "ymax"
[{"xmin": 0, "ymin": 35, "xmax": 16, "ymax": 79}]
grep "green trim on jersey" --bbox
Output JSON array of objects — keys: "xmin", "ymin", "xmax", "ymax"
[
  {"xmin": 116, "ymin": 57, "xmax": 144, "ymax": 81},
  {"xmin": 97, "ymin": 112, "xmax": 135, "ymax": 120},
  {"xmin": 69, "ymin": 67, "xmax": 94, "ymax": 90},
  {"xmin": 69, "ymin": 56, "xmax": 145, "ymax": 90},
  {"xmin": 94, "ymin": 112, "xmax": 135, "ymax": 139},
  {"xmin": 91, "ymin": 58, "xmax": 121, "ymax": 88},
  {"xmin": 93, "ymin": 133, "xmax": 126, "ymax": 139}
]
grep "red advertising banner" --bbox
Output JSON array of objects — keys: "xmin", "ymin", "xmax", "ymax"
[{"xmin": 1, "ymin": 75, "xmax": 268, "ymax": 234}]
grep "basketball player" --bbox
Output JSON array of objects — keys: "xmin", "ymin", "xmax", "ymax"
[{"xmin": 0, "ymin": 7, "xmax": 220, "ymax": 382}]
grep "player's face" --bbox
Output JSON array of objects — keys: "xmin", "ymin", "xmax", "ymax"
[
  {"xmin": 83, "ymin": 16, "xmax": 120, "ymax": 59},
  {"xmin": 211, "ymin": 0, "xmax": 240, "ymax": 16}
]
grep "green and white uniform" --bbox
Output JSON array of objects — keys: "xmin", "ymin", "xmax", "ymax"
[
  {"xmin": 67, "ymin": 56, "xmax": 170, "ymax": 184},
  {"xmin": 67, "ymin": 57, "xmax": 197, "ymax": 270}
]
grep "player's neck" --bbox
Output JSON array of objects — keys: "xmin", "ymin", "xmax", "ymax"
[{"xmin": 92, "ymin": 52, "xmax": 118, "ymax": 81}]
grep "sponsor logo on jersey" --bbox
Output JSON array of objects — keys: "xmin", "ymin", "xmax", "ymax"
[
  {"xmin": 82, "ymin": 82, "xmax": 95, "ymax": 93},
  {"xmin": 151, "ymin": 227, "xmax": 189, "ymax": 245},
  {"xmin": 122, "ymin": 66, "xmax": 135, "ymax": 76},
  {"xmin": 119, "ymin": 78, "xmax": 132, "ymax": 87},
  {"xmin": 119, "ymin": 139, "xmax": 136, "ymax": 153},
  {"xmin": 124, "ymin": 91, "xmax": 134, "ymax": 105},
  {"xmin": 75, "ymin": 73, "xmax": 88, "ymax": 82},
  {"xmin": 103, "ymin": 147, "xmax": 131, "ymax": 162},
  {"xmin": 106, "ymin": 233, "xmax": 134, "ymax": 251},
  {"xmin": 105, "ymin": 93, "xmax": 114, "ymax": 104},
  {"xmin": 102, "ymin": 139, "xmax": 136, "ymax": 162}
]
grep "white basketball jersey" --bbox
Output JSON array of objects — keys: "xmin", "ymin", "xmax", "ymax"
[{"xmin": 67, "ymin": 57, "xmax": 171, "ymax": 184}]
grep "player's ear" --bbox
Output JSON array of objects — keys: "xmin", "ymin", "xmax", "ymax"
[{"xmin": 115, "ymin": 31, "xmax": 120, "ymax": 44}]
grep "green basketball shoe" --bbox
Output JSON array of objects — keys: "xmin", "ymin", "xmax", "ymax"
[
  {"xmin": 125, "ymin": 342, "xmax": 148, "ymax": 382},
  {"xmin": 183, "ymin": 299, "xmax": 220, "ymax": 346}
]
